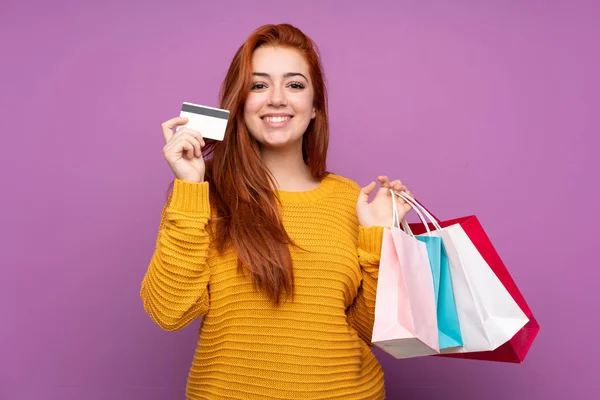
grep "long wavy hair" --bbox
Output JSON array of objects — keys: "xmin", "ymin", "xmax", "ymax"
[{"xmin": 196, "ymin": 24, "xmax": 330, "ymax": 305}]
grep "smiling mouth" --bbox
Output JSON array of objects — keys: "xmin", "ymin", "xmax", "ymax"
[
  {"xmin": 262, "ymin": 116, "xmax": 292, "ymax": 123},
  {"xmin": 261, "ymin": 115, "xmax": 293, "ymax": 127}
]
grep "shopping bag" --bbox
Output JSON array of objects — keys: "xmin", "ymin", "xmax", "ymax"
[
  {"xmin": 401, "ymin": 213, "xmax": 463, "ymax": 350},
  {"xmin": 371, "ymin": 191, "xmax": 439, "ymax": 359},
  {"xmin": 398, "ymin": 192, "xmax": 537, "ymax": 362}
]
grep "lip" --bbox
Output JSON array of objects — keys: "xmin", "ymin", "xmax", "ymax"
[{"xmin": 261, "ymin": 113, "xmax": 293, "ymax": 128}]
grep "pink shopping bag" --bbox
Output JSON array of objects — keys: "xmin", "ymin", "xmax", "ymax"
[{"xmin": 372, "ymin": 191, "xmax": 439, "ymax": 359}]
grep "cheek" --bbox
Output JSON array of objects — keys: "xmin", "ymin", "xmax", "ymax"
[
  {"xmin": 244, "ymin": 95, "xmax": 264, "ymax": 117},
  {"xmin": 297, "ymin": 92, "xmax": 315, "ymax": 115},
  {"xmin": 243, "ymin": 96, "xmax": 264, "ymax": 138}
]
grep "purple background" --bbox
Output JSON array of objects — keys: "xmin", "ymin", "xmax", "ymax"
[{"xmin": 1, "ymin": 0, "xmax": 598, "ymax": 399}]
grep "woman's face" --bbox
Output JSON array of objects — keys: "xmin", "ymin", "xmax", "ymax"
[{"xmin": 244, "ymin": 46, "xmax": 316, "ymax": 151}]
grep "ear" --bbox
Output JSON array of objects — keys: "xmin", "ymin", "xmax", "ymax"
[{"xmin": 311, "ymin": 106, "xmax": 316, "ymax": 119}]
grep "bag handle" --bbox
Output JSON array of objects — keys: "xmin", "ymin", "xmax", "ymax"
[
  {"xmin": 398, "ymin": 191, "xmax": 442, "ymax": 229},
  {"xmin": 390, "ymin": 189, "xmax": 431, "ymax": 236},
  {"xmin": 394, "ymin": 190, "xmax": 443, "ymax": 232}
]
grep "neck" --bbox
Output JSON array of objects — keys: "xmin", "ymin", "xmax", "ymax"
[{"xmin": 260, "ymin": 141, "xmax": 315, "ymax": 191}]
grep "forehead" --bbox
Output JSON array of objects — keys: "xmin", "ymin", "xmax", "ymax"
[{"xmin": 251, "ymin": 46, "xmax": 310, "ymax": 76}]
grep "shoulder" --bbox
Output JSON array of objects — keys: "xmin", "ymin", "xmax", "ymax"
[
  {"xmin": 325, "ymin": 172, "xmax": 362, "ymax": 192},
  {"xmin": 323, "ymin": 173, "xmax": 362, "ymax": 205},
  {"xmin": 321, "ymin": 173, "xmax": 361, "ymax": 225}
]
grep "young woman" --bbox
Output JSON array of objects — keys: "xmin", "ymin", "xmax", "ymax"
[{"xmin": 141, "ymin": 23, "xmax": 412, "ymax": 400}]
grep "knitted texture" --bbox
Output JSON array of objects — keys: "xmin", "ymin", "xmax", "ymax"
[{"xmin": 141, "ymin": 173, "xmax": 386, "ymax": 399}]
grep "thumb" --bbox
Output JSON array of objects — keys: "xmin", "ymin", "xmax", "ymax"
[{"xmin": 358, "ymin": 181, "xmax": 377, "ymax": 205}]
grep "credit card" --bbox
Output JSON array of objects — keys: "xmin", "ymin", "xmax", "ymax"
[{"xmin": 179, "ymin": 102, "xmax": 230, "ymax": 141}]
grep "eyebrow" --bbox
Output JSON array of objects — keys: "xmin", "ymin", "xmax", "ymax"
[{"xmin": 252, "ymin": 72, "xmax": 309, "ymax": 81}]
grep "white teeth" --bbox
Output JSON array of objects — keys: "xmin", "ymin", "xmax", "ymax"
[{"xmin": 264, "ymin": 116, "xmax": 291, "ymax": 123}]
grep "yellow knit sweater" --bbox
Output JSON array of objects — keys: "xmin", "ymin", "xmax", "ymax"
[{"xmin": 141, "ymin": 173, "xmax": 386, "ymax": 399}]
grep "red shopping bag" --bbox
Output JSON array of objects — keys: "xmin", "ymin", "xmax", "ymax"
[{"xmin": 410, "ymin": 215, "xmax": 539, "ymax": 363}]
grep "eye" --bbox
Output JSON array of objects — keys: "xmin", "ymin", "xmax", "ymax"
[
  {"xmin": 288, "ymin": 81, "xmax": 305, "ymax": 90},
  {"xmin": 251, "ymin": 82, "xmax": 267, "ymax": 90}
]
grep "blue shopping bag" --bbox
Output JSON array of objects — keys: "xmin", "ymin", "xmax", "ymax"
[{"xmin": 415, "ymin": 235, "xmax": 463, "ymax": 349}]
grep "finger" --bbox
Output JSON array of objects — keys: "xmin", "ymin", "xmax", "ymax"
[
  {"xmin": 165, "ymin": 135, "xmax": 200, "ymax": 159},
  {"xmin": 178, "ymin": 133, "xmax": 202, "ymax": 157},
  {"xmin": 161, "ymin": 117, "xmax": 188, "ymax": 143},
  {"xmin": 377, "ymin": 176, "xmax": 390, "ymax": 187},
  {"xmin": 186, "ymin": 141, "xmax": 199, "ymax": 160},
  {"xmin": 358, "ymin": 181, "xmax": 377, "ymax": 204},
  {"xmin": 377, "ymin": 176, "xmax": 394, "ymax": 197},
  {"xmin": 390, "ymin": 180, "xmax": 404, "ymax": 193},
  {"xmin": 398, "ymin": 187, "xmax": 414, "ymax": 204},
  {"xmin": 396, "ymin": 193, "xmax": 410, "ymax": 207},
  {"xmin": 167, "ymin": 131, "xmax": 201, "ymax": 149},
  {"xmin": 174, "ymin": 127, "xmax": 206, "ymax": 147},
  {"xmin": 181, "ymin": 141, "xmax": 195, "ymax": 159}
]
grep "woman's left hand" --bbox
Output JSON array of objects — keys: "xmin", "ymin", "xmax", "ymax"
[{"xmin": 357, "ymin": 176, "xmax": 413, "ymax": 228}]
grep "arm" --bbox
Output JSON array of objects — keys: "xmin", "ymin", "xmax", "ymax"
[
  {"xmin": 346, "ymin": 225, "xmax": 384, "ymax": 346},
  {"xmin": 140, "ymin": 178, "xmax": 212, "ymax": 331}
]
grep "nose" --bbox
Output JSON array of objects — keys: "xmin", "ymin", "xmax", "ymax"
[{"xmin": 268, "ymin": 84, "xmax": 287, "ymax": 107}]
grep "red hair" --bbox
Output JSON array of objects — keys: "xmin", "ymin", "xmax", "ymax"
[{"xmin": 201, "ymin": 24, "xmax": 330, "ymax": 304}]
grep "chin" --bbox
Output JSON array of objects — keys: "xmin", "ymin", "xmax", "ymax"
[
  {"xmin": 261, "ymin": 136, "xmax": 298, "ymax": 149},
  {"xmin": 253, "ymin": 128, "xmax": 303, "ymax": 149}
]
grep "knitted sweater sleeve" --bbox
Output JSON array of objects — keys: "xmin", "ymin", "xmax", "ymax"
[
  {"xmin": 140, "ymin": 179, "xmax": 212, "ymax": 331},
  {"xmin": 347, "ymin": 225, "xmax": 385, "ymax": 346}
]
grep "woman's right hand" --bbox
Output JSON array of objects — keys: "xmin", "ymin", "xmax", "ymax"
[{"xmin": 161, "ymin": 116, "xmax": 206, "ymax": 183}]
